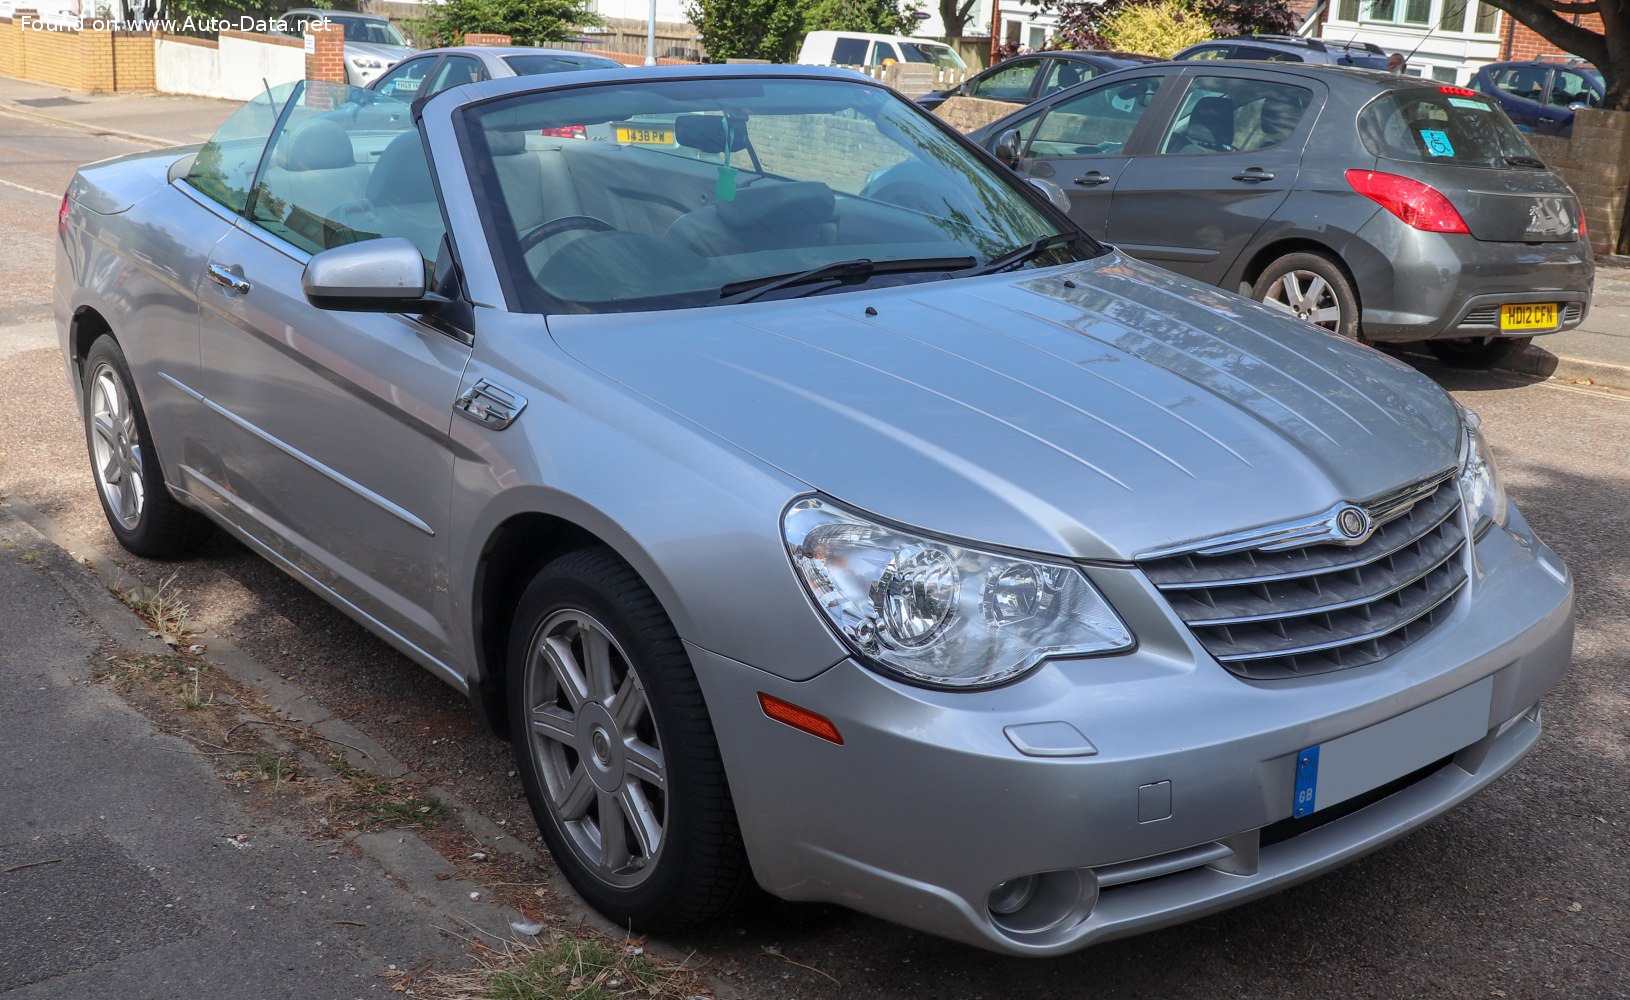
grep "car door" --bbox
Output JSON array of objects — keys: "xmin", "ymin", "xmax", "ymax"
[
  {"xmin": 1002, "ymin": 73, "xmax": 1173, "ymax": 236},
  {"xmin": 1103, "ymin": 70, "xmax": 1318, "ymax": 285},
  {"xmin": 1543, "ymin": 66, "xmax": 1599, "ymax": 134},
  {"xmin": 190, "ymin": 83, "xmax": 472, "ymax": 676},
  {"xmin": 1486, "ymin": 64, "xmax": 1550, "ymax": 130}
]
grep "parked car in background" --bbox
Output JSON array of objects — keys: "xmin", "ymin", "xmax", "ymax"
[
  {"xmin": 797, "ymin": 30, "xmax": 966, "ymax": 69},
  {"xmin": 277, "ymin": 9, "xmax": 416, "ymax": 86},
  {"xmin": 973, "ymin": 62, "xmax": 1593, "ymax": 369},
  {"xmin": 59, "ymin": 65, "xmax": 1574, "ymax": 957},
  {"xmin": 1175, "ymin": 35, "xmax": 1390, "ymax": 69},
  {"xmin": 1473, "ymin": 59, "xmax": 1604, "ymax": 135},
  {"xmin": 916, "ymin": 51, "xmax": 1158, "ymax": 112},
  {"xmin": 370, "ymin": 46, "xmax": 623, "ymax": 103}
]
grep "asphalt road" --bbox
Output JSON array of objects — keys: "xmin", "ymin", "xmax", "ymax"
[{"xmin": 2, "ymin": 109, "xmax": 1627, "ymax": 999}]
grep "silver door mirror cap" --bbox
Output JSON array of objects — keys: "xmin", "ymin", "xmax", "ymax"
[
  {"xmin": 1028, "ymin": 177, "xmax": 1071, "ymax": 213},
  {"xmin": 995, "ymin": 127, "xmax": 1023, "ymax": 166},
  {"xmin": 302, "ymin": 237, "xmax": 441, "ymax": 312}
]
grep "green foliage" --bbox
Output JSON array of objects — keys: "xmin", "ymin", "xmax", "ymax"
[
  {"xmin": 411, "ymin": 0, "xmax": 598, "ymax": 48},
  {"xmin": 1099, "ymin": 0, "xmax": 1214, "ymax": 58},
  {"xmin": 686, "ymin": 0, "xmax": 807, "ymax": 62},
  {"xmin": 802, "ymin": 0, "xmax": 921, "ymax": 36}
]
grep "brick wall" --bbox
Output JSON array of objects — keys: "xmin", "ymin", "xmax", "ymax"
[
  {"xmin": 462, "ymin": 33, "xmax": 511, "ymax": 46},
  {"xmin": 935, "ymin": 95, "xmax": 1019, "ymax": 134},
  {"xmin": 1501, "ymin": 13, "xmax": 1603, "ymax": 60},
  {"xmin": 304, "ymin": 21, "xmax": 346, "ymax": 85},
  {"xmin": 1530, "ymin": 109, "xmax": 1630, "ymax": 254},
  {"xmin": 0, "ymin": 14, "xmax": 156, "ymax": 92},
  {"xmin": 719, "ymin": 114, "xmax": 911, "ymax": 194},
  {"xmin": 579, "ymin": 47, "xmax": 696, "ymax": 67}
]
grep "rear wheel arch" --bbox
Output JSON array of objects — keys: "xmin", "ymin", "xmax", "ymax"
[
  {"xmin": 1239, "ymin": 237, "xmax": 1358, "ymax": 301},
  {"xmin": 69, "ymin": 305, "xmax": 114, "ymax": 372}
]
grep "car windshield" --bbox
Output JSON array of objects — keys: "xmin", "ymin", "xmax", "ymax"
[
  {"xmin": 900, "ymin": 42, "xmax": 965, "ymax": 68},
  {"xmin": 334, "ymin": 16, "xmax": 406, "ymax": 46},
  {"xmin": 463, "ymin": 76, "xmax": 1091, "ymax": 315},
  {"xmin": 503, "ymin": 54, "xmax": 623, "ymax": 75},
  {"xmin": 1359, "ymin": 88, "xmax": 1539, "ymax": 168}
]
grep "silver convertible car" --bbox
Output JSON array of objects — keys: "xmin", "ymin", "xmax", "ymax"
[{"xmin": 57, "ymin": 68, "xmax": 1573, "ymax": 956}]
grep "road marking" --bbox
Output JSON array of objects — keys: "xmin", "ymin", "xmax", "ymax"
[{"xmin": 0, "ymin": 176, "xmax": 58, "ymax": 200}]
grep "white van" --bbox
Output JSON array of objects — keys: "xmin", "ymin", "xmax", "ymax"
[{"xmin": 798, "ymin": 31, "xmax": 967, "ymax": 69}]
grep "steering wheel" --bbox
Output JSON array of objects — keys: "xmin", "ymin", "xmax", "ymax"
[{"xmin": 519, "ymin": 215, "xmax": 614, "ymax": 255}]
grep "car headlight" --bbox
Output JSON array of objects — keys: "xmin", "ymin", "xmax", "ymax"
[
  {"xmin": 1458, "ymin": 406, "xmax": 1507, "ymax": 538},
  {"xmin": 350, "ymin": 56, "xmax": 383, "ymax": 69},
  {"xmin": 782, "ymin": 497, "xmax": 1133, "ymax": 688}
]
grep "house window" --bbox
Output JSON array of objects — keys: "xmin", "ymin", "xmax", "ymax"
[
  {"xmin": 1474, "ymin": 1, "xmax": 1500, "ymax": 32},
  {"xmin": 1431, "ymin": 66, "xmax": 1456, "ymax": 82},
  {"xmin": 1338, "ymin": 0, "xmax": 1360, "ymax": 18},
  {"xmin": 1439, "ymin": 0, "xmax": 1468, "ymax": 31},
  {"xmin": 1366, "ymin": 0, "xmax": 1430, "ymax": 25}
]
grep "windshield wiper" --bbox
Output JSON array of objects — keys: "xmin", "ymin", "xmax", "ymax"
[
  {"xmin": 1501, "ymin": 154, "xmax": 1547, "ymax": 169},
  {"xmin": 719, "ymin": 256, "xmax": 975, "ymax": 304},
  {"xmin": 964, "ymin": 232, "xmax": 1084, "ymax": 277}
]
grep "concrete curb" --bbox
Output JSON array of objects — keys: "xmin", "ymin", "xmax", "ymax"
[
  {"xmin": 1500, "ymin": 348, "xmax": 1630, "ymax": 391},
  {"xmin": 0, "ymin": 98, "xmax": 172, "ymax": 148},
  {"xmin": 0, "ymin": 494, "xmax": 730, "ymax": 990}
]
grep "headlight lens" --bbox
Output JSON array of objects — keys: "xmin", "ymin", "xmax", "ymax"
[
  {"xmin": 1458, "ymin": 406, "xmax": 1507, "ymax": 538},
  {"xmin": 351, "ymin": 56, "xmax": 383, "ymax": 68},
  {"xmin": 782, "ymin": 497, "xmax": 1133, "ymax": 688}
]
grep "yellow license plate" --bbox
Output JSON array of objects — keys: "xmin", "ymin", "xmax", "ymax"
[
  {"xmin": 1500, "ymin": 303, "xmax": 1558, "ymax": 331},
  {"xmin": 616, "ymin": 127, "xmax": 674, "ymax": 144}
]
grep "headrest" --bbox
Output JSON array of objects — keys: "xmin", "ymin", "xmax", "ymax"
[
  {"xmin": 675, "ymin": 114, "xmax": 749, "ymax": 154},
  {"xmin": 274, "ymin": 118, "xmax": 356, "ymax": 172},
  {"xmin": 488, "ymin": 129, "xmax": 527, "ymax": 156},
  {"xmin": 716, "ymin": 181, "xmax": 835, "ymax": 229},
  {"xmin": 366, "ymin": 130, "xmax": 433, "ymax": 206}
]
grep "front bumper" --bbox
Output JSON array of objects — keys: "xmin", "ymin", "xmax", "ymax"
[
  {"xmin": 1345, "ymin": 214, "xmax": 1594, "ymax": 343},
  {"xmin": 695, "ymin": 512, "xmax": 1573, "ymax": 956}
]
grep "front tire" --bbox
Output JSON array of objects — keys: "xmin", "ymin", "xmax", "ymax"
[
  {"xmin": 1426, "ymin": 336, "xmax": 1532, "ymax": 370},
  {"xmin": 507, "ymin": 547, "xmax": 752, "ymax": 930},
  {"xmin": 1251, "ymin": 251, "xmax": 1360, "ymax": 340},
  {"xmin": 81, "ymin": 336, "xmax": 212, "ymax": 558}
]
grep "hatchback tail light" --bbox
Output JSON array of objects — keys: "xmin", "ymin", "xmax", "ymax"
[
  {"xmin": 58, "ymin": 190, "xmax": 70, "ymax": 239},
  {"xmin": 539, "ymin": 125, "xmax": 586, "ymax": 139},
  {"xmin": 1345, "ymin": 169, "xmax": 1471, "ymax": 234},
  {"xmin": 1579, "ymin": 213, "xmax": 1589, "ymax": 241}
]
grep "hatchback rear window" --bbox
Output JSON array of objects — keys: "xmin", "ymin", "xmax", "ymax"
[{"xmin": 1359, "ymin": 89, "xmax": 1540, "ymax": 169}]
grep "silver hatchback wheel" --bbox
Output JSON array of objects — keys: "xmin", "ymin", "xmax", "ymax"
[
  {"xmin": 1262, "ymin": 269, "xmax": 1342, "ymax": 331},
  {"xmin": 525, "ymin": 609, "xmax": 667, "ymax": 888},
  {"xmin": 88, "ymin": 360, "xmax": 144, "ymax": 531}
]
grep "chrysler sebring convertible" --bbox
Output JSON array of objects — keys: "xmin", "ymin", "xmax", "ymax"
[{"xmin": 56, "ymin": 68, "xmax": 1573, "ymax": 956}]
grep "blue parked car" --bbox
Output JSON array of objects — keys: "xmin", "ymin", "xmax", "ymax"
[{"xmin": 1473, "ymin": 59, "xmax": 1603, "ymax": 136}]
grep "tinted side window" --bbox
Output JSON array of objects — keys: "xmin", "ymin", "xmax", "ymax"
[
  {"xmin": 868, "ymin": 42, "xmax": 899, "ymax": 66},
  {"xmin": 1039, "ymin": 59, "xmax": 1097, "ymax": 97},
  {"xmin": 831, "ymin": 37, "xmax": 868, "ymax": 64},
  {"xmin": 374, "ymin": 58, "xmax": 434, "ymax": 101},
  {"xmin": 1493, "ymin": 65, "xmax": 1548, "ymax": 101},
  {"xmin": 971, "ymin": 59, "xmax": 1042, "ymax": 101},
  {"xmin": 1026, "ymin": 77, "xmax": 1163, "ymax": 159},
  {"xmin": 248, "ymin": 82, "xmax": 446, "ymax": 264},
  {"xmin": 1549, "ymin": 69, "xmax": 1600, "ymax": 108},
  {"xmin": 427, "ymin": 55, "xmax": 485, "ymax": 96},
  {"xmin": 184, "ymin": 82, "xmax": 297, "ymax": 215},
  {"xmin": 1160, "ymin": 77, "xmax": 1313, "ymax": 155},
  {"xmin": 1180, "ymin": 46, "xmax": 1230, "ymax": 60}
]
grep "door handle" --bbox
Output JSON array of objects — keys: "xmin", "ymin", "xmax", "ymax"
[
  {"xmin": 207, "ymin": 263, "xmax": 251, "ymax": 295},
  {"xmin": 1231, "ymin": 168, "xmax": 1275, "ymax": 183},
  {"xmin": 1074, "ymin": 171, "xmax": 1112, "ymax": 187}
]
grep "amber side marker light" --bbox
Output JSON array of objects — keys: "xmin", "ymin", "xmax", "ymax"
[{"xmin": 758, "ymin": 692, "xmax": 844, "ymax": 745}]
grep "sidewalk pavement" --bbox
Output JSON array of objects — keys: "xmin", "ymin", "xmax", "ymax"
[
  {"xmin": 0, "ymin": 504, "xmax": 454, "ymax": 998},
  {"xmin": 1, "ymin": 73, "xmax": 1625, "ymax": 389}
]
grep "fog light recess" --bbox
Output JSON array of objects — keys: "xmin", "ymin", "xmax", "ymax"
[{"xmin": 986, "ymin": 869, "xmax": 1099, "ymax": 937}]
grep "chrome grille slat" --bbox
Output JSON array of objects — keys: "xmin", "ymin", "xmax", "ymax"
[{"xmin": 1139, "ymin": 472, "xmax": 1467, "ymax": 679}]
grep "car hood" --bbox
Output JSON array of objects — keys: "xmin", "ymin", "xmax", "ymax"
[
  {"xmin": 348, "ymin": 41, "xmax": 413, "ymax": 61},
  {"xmin": 548, "ymin": 254, "xmax": 1462, "ymax": 561}
]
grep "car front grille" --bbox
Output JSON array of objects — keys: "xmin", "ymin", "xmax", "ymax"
[{"xmin": 1137, "ymin": 473, "xmax": 1468, "ymax": 679}]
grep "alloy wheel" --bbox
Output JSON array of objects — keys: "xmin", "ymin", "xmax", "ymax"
[
  {"xmin": 1262, "ymin": 269, "xmax": 1344, "ymax": 333},
  {"xmin": 89, "ymin": 362, "xmax": 144, "ymax": 530},
  {"xmin": 525, "ymin": 609, "xmax": 667, "ymax": 888}
]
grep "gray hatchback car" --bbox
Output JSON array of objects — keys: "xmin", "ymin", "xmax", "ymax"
[
  {"xmin": 973, "ymin": 61, "xmax": 1594, "ymax": 368},
  {"xmin": 58, "ymin": 67, "xmax": 1573, "ymax": 956}
]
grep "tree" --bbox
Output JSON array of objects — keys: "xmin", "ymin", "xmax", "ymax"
[
  {"xmin": 413, "ymin": 0, "xmax": 597, "ymax": 47},
  {"xmin": 804, "ymin": 0, "xmax": 921, "ymax": 35},
  {"xmin": 1477, "ymin": 0, "xmax": 1628, "ymax": 109},
  {"xmin": 1045, "ymin": 0, "xmax": 1296, "ymax": 49},
  {"xmin": 686, "ymin": 0, "xmax": 807, "ymax": 62},
  {"xmin": 1100, "ymin": 0, "xmax": 1214, "ymax": 56},
  {"xmin": 938, "ymin": 0, "xmax": 982, "ymax": 40}
]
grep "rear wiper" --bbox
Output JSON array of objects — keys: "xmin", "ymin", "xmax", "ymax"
[
  {"xmin": 719, "ymin": 256, "xmax": 975, "ymax": 304},
  {"xmin": 1502, "ymin": 155, "xmax": 1547, "ymax": 169},
  {"xmin": 964, "ymin": 231, "xmax": 1083, "ymax": 276}
]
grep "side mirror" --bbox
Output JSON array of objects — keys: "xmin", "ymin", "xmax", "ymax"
[
  {"xmin": 1028, "ymin": 177, "xmax": 1071, "ymax": 213},
  {"xmin": 302, "ymin": 238, "xmax": 444, "ymax": 312},
  {"xmin": 995, "ymin": 128, "xmax": 1024, "ymax": 166}
]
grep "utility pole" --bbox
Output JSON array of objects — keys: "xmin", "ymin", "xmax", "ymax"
[
  {"xmin": 989, "ymin": 0, "xmax": 1001, "ymax": 64},
  {"xmin": 645, "ymin": 0, "xmax": 657, "ymax": 66}
]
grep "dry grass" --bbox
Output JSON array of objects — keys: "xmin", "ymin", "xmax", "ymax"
[
  {"xmin": 421, "ymin": 932, "xmax": 702, "ymax": 1000},
  {"xmin": 120, "ymin": 570, "xmax": 192, "ymax": 642}
]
